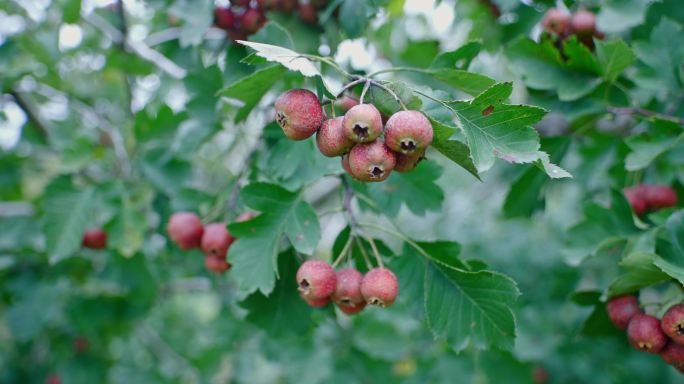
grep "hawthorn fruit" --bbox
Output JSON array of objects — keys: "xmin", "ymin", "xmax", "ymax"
[
  {"xmin": 200, "ymin": 223, "xmax": 234, "ymax": 258},
  {"xmin": 384, "ymin": 110, "xmax": 433, "ymax": 155},
  {"xmin": 662, "ymin": 304, "xmax": 684, "ymax": 346},
  {"xmin": 275, "ymin": 89, "xmax": 325, "ymax": 140},
  {"xmin": 606, "ymin": 295, "xmax": 641, "ymax": 330},
  {"xmin": 360, "ymin": 268, "xmax": 399, "ymax": 308},
  {"xmin": 342, "ymin": 104, "xmax": 383, "ymax": 143},
  {"xmin": 296, "ymin": 260, "xmax": 337, "ymax": 300},
  {"xmin": 332, "ymin": 268, "xmax": 366, "ymax": 315},
  {"xmin": 348, "ymin": 140, "xmax": 396, "ymax": 182},
  {"xmin": 316, "ymin": 116, "xmax": 354, "ymax": 157},
  {"xmin": 644, "ymin": 185, "xmax": 677, "ymax": 210},
  {"xmin": 627, "ymin": 313, "xmax": 668, "ymax": 353},
  {"xmin": 661, "ymin": 342, "xmax": 684, "ymax": 370},
  {"xmin": 542, "ymin": 8, "xmax": 571, "ymax": 36},
  {"xmin": 167, "ymin": 212, "xmax": 204, "ymax": 250},
  {"xmin": 82, "ymin": 228, "xmax": 107, "ymax": 249},
  {"xmin": 204, "ymin": 254, "xmax": 232, "ymax": 273}
]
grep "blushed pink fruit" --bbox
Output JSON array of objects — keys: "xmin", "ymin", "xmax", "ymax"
[
  {"xmin": 627, "ymin": 313, "xmax": 668, "ymax": 353},
  {"xmin": 167, "ymin": 212, "xmax": 204, "ymax": 250},
  {"xmin": 661, "ymin": 342, "xmax": 684, "ymax": 370},
  {"xmin": 624, "ymin": 186, "xmax": 647, "ymax": 215},
  {"xmin": 384, "ymin": 110, "xmax": 433, "ymax": 155},
  {"xmin": 541, "ymin": 8, "xmax": 570, "ymax": 36},
  {"xmin": 82, "ymin": 228, "xmax": 107, "ymax": 249},
  {"xmin": 332, "ymin": 268, "xmax": 365, "ymax": 314},
  {"xmin": 644, "ymin": 185, "xmax": 678, "ymax": 210},
  {"xmin": 316, "ymin": 117, "xmax": 354, "ymax": 157},
  {"xmin": 240, "ymin": 7, "xmax": 266, "ymax": 34},
  {"xmin": 342, "ymin": 104, "xmax": 383, "ymax": 143},
  {"xmin": 606, "ymin": 295, "xmax": 641, "ymax": 330},
  {"xmin": 201, "ymin": 223, "xmax": 234, "ymax": 258},
  {"xmin": 275, "ymin": 89, "xmax": 324, "ymax": 140},
  {"xmin": 205, "ymin": 254, "xmax": 231, "ymax": 273},
  {"xmin": 394, "ymin": 149, "xmax": 426, "ymax": 173},
  {"xmin": 298, "ymin": 3, "xmax": 318, "ymax": 24},
  {"xmin": 570, "ymin": 10, "xmax": 596, "ymax": 36},
  {"xmin": 296, "ymin": 260, "xmax": 337, "ymax": 300},
  {"xmin": 303, "ymin": 295, "xmax": 330, "ymax": 308},
  {"xmin": 348, "ymin": 140, "xmax": 396, "ymax": 182},
  {"xmin": 341, "ymin": 153, "xmax": 353, "ymax": 176},
  {"xmin": 360, "ymin": 268, "xmax": 398, "ymax": 308},
  {"xmin": 662, "ymin": 304, "xmax": 684, "ymax": 345},
  {"xmin": 214, "ymin": 7, "xmax": 236, "ymax": 30},
  {"xmin": 339, "ymin": 302, "xmax": 366, "ymax": 315},
  {"xmin": 337, "ymin": 96, "xmax": 359, "ymax": 112}
]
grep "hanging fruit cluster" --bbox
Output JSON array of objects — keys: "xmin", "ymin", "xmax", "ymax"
[
  {"xmin": 214, "ymin": 0, "xmax": 328, "ymax": 41},
  {"xmin": 623, "ymin": 184, "xmax": 678, "ymax": 216},
  {"xmin": 541, "ymin": 8, "xmax": 604, "ymax": 50},
  {"xmin": 607, "ymin": 297, "xmax": 684, "ymax": 371},
  {"xmin": 166, "ymin": 211, "xmax": 255, "ymax": 273},
  {"xmin": 274, "ymin": 87, "xmax": 434, "ymax": 182}
]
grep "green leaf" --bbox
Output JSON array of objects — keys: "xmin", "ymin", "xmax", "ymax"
[
  {"xmin": 263, "ymin": 136, "xmax": 340, "ymax": 191},
  {"xmin": 654, "ymin": 210, "xmax": 684, "ymax": 285},
  {"xmin": 625, "ymin": 119, "xmax": 684, "ymax": 171},
  {"xmin": 507, "ymin": 37, "xmax": 602, "ymax": 101},
  {"xmin": 597, "ymin": 0, "xmax": 653, "ymax": 34},
  {"xmin": 169, "ymin": 0, "xmax": 214, "ymax": 47},
  {"xmin": 42, "ymin": 178, "xmax": 96, "ymax": 264},
  {"xmin": 446, "ymin": 83, "xmax": 568, "ymax": 177},
  {"xmin": 240, "ymin": 250, "xmax": 319, "ymax": 335},
  {"xmin": 431, "ymin": 69, "xmax": 497, "ymax": 97},
  {"xmin": 633, "ymin": 18, "xmax": 684, "ymax": 93},
  {"xmin": 217, "ymin": 65, "xmax": 286, "ymax": 122},
  {"xmin": 339, "ymin": 0, "xmax": 371, "ymax": 38},
  {"xmin": 228, "ymin": 183, "xmax": 320, "ymax": 295},
  {"xmin": 430, "ymin": 42, "xmax": 482, "ymax": 70},
  {"xmin": 595, "ymin": 40, "xmax": 637, "ymax": 82},
  {"xmin": 608, "ymin": 252, "xmax": 671, "ymax": 296},
  {"xmin": 63, "ymin": 0, "xmax": 82, "ymax": 23},
  {"xmin": 105, "ymin": 191, "xmax": 147, "ymax": 258},
  {"xmin": 364, "ymin": 161, "xmax": 444, "ymax": 217},
  {"xmin": 237, "ymin": 41, "xmax": 334, "ymax": 94},
  {"xmin": 424, "ymin": 113, "xmax": 480, "ymax": 179},
  {"xmin": 425, "ymin": 259, "xmax": 520, "ymax": 351},
  {"xmin": 367, "ymin": 81, "xmax": 422, "ymax": 116}
]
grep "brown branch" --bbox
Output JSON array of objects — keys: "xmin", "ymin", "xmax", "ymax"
[{"xmin": 608, "ymin": 107, "xmax": 684, "ymax": 125}]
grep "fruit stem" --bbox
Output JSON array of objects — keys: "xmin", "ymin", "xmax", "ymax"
[
  {"xmin": 355, "ymin": 237, "xmax": 374, "ymax": 270},
  {"xmin": 366, "ymin": 66, "xmax": 432, "ymax": 78},
  {"xmin": 359, "ymin": 79, "xmax": 371, "ymax": 104},
  {"xmin": 332, "ymin": 235, "xmax": 354, "ymax": 268},
  {"xmin": 369, "ymin": 80, "xmax": 408, "ymax": 111},
  {"xmin": 607, "ymin": 106, "xmax": 684, "ymax": 125},
  {"xmin": 365, "ymin": 235, "xmax": 384, "ymax": 269},
  {"xmin": 359, "ymin": 222, "xmax": 437, "ymax": 264}
]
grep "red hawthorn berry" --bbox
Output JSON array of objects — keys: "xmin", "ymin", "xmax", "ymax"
[
  {"xmin": 348, "ymin": 140, "xmax": 396, "ymax": 182},
  {"xmin": 394, "ymin": 149, "xmax": 426, "ymax": 173},
  {"xmin": 384, "ymin": 110, "xmax": 433, "ymax": 155},
  {"xmin": 570, "ymin": 10, "xmax": 597, "ymax": 36},
  {"xmin": 204, "ymin": 254, "xmax": 232, "ymax": 273},
  {"xmin": 82, "ymin": 228, "xmax": 107, "ymax": 249},
  {"xmin": 532, "ymin": 366, "xmax": 549, "ymax": 384},
  {"xmin": 541, "ymin": 8, "xmax": 571, "ymax": 36},
  {"xmin": 360, "ymin": 268, "xmax": 398, "ymax": 308},
  {"xmin": 240, "ymin": 7, "xmax": 266, "ymax": 34},
  {"xmin": 316, "ymin": 116, "xmax": 354, "ymax": 157},
  {"xmin": 332, "ymin": 268, "xmax": 366, "ymax": 315},
  {"xmin": 201, "ymin": 223, "xmax": 234, "ymax": 258},
  {"xmin": 73, "ymin": 336, "xmax": 89, "ymax": 353},
  {"xmin": 303, "ymin": 295, "xmax": 330, "ymax": 308},
  {"xmin": 277, "ymin": 0, "xmax": 298, "ymax": 13},
  {"xmin": 661, "ymin": 342, "xmax": 684, "ymax": 370},
  {"xmin": 342, "ymin": 104, "xmax": 383, "ymax": 143},
  {"xmin": 662, "ymin": 303, "xmax": 684, "ymax": 346},
  {"xmin": 46, "ymin": 374, "xmax": 61, "ymax": 384},
  {"xmin": 336, "ymin": 95, "xmax": 359, "ymax": 112},
  {"xmin": 606, "ymin": 295, "xmax": 642, "ymax": 330},
  {"xmin": 214, "ymin": 7, "xmax": 236, "ymax": 30},
  {"xmin": 296, "ymin": 260, "xmax": 337, "ymax": 300},
  {"xmin": 298, "ymin": 3, "xmax": 318, "ymax": 25},
  {"xmin": 167, "ymin": 212, "xmax": 204, "ymax": 250},
  {"xmin": 627, "ymin": 313, "xmax": 668, "ymax": 353},
  {"xmin": 275, "ymin": 89, "xmax": 325, "ymax": 140},
  {"xmin": 624, "ymin": 186, "xmax": 647, "ymax": 215},
  {"xmin": 644, "ymin": 185, "xmax": 678, "ymax": 210}
]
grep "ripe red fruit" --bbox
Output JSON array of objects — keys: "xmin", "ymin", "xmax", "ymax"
[
  {"xmin": 662, "ymin": 304, "xmax": 684, "ymax": 345},
  {"xmin": 541, "ymin": 8, "xmax": 570, "ymax": 36},
  {"xmin": 644, "ymin": 185, "xmax": 678, "ymax": 210},
  {"xmin": 46, "ymin": 374, "xmax": 61, "ymax": 384},
  {"xmin": 316, "ymin": 117, "xmax": 354, "ymax": 157},
  {"xmin": 384, "ymin": 110, "xmax": 433, "ymax": 155},
  {"xmin": 348, "ymin": 140, "xmax": 396, "ymax": 182},
  {"xmin": 231, "ymin": 0, "xmax": 251, "ymax": 7},
  {"xmin": 342, "ymin": 104, "xmax": 383, "ymax": 143},
  {"xmin": 240, "ymin": 7, "xmax": 266, "ymax": 34},
  {"xmin": 298, "ymin": 3, "xmax": 318, "ymax": 24},
  {"xmin": 624, "ymin": 186, "xmax": 647, "ymax": 215},
  {"xmin": 275, "ymin": 89, "xmax": 325, "ymax": 140},
  {"xmin": 394, "ymin": 149, "xmax": 426, "ymax": 173},
  {"xmin": 360, "ymin": 268, "xmax": 398, "ymax": 308},
  {"xmin": 337, "ymin": 95, "xmax": 359, "ymax": 112},
  {"xmin": 73, "ymin": 336, "xmax": 89, "ymax": 353},
  {"xmin": 214, "ymin": 7, "xmax": 235, "ymax": 30},
  {"xmin": 570, "ymin": 10, "xmax": 597, "ymax": 36},
  {"xmin": 341, "ymin": 153, "xmax": 354, "ymax": 177},
  {"xmin": 257, "ymin": 0, "xmax": 278, "ymax": 10},
  {"xmin": 662, "ymin": 342, "xmax": 684, "ymax": 370},
  {"xmin": 167, "ymin": 212, "xmax": 204, "ymax": 250},
  {"xmin": 303, "ymin": 295, "xmax": 330, "ymax": 308},
  {"xmin": 201, "ymin": 223, "xmax": 235, "ymax": 258},
  {"xmin": 606, "ymin": 295, "xmax": 642, "ymax": 330},
  {"xmin": 532, "ymin": 366, "xmax": 549, "ymax": 384},
  {"xmin": 627, "ymin": 313, "xmax": 668, "ymax": 353},
  {"xmin": 332, "ymin": 268, "xmax": 365, "ymax": 314},
  {"xmin": 296, "ymin": 260, "xmax": 337, "ymax": 300},
  {"xmin": 204, "ymin": 254, "xmax": 231, "ymax": 273},
  {"xmin": 82, "ymin": 228, "xmax": 107, "ymax": 249}
]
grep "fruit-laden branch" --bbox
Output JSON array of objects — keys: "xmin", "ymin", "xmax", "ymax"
[
  {"xmin": 8, "ymin": 89, "xmax": 50, "ymax": 139},
  {"xmin": 608, "ymin": 107, "xmax": 684, "ymax": 125},
  {"xmin": 82, "ymin": 11, "xmax": 187, "ymax": 79}
]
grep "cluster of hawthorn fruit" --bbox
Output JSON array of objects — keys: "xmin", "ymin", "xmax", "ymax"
[
  {"xmin": 607, "ymin": 296, "xmax": 684, "ymax": 372},
  {"xmin": 274, "ymin": 88, "xmax": 434, "ymax": 182},
  {"xmin": 214, "ymin": 0, "xmax": 327, "ymax": 41},
  {"xmin": 541, "ymin": 8, "xmax": 603, "ymax": 50},
  {"xmin": 166, "ymin": 211, "xmax": 255, "ymax": 273},
  {"xmin": 623, "ymin": 184, "xmax": 678, "ymax": 216},
  {"xmin": 296, "ymin": 259, "xmax": 398, "ymax": 314}
]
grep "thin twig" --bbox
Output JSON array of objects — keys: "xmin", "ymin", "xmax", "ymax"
[
  {"xmin": 359, "ymin": 79, "xmax": 371, "ymax": 104},
  {"xmin": 355, "ymin": 237, "xmax": 374, "ymax": 269},
  {"xmin": 332, "ymin": 235, "xmax": 354, "ymax": 268},
  {"xmin": 8, "ymin": 90, "xmax": 50, "ymax": 139},
  {"xmin": 607, "ymin": 107, "xmax": 684, "ymax": 125},
  {"xmin": 365, "ymin": 235, "xmax": 384, "ymax": 268},
  {"xmin": 367, "ymin": 66, "xmax": 432, "ymax": 78}
]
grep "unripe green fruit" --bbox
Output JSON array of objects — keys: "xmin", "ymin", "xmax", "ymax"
[
  {"xmin": 316, "ymin": 117, "xmax": 354, "ymax": 157},
  {"xmin": 348, "ymin": 140, "xmax": 396, "ymax": 182},
  {"xmin": 275, "ymin": 89, "xmax": 324, "ymax": 140},
  {"xmin": 384, "ymin": 110, "xmax": 433, "ymax": 155},
  {"xmin": 342, "ymin": 104, "xmax": 383, "ymax": 143}
]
